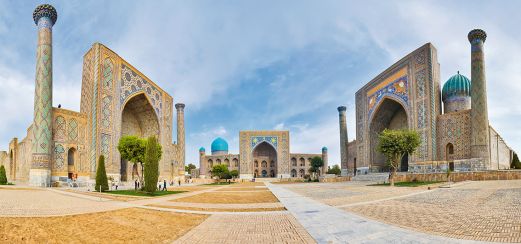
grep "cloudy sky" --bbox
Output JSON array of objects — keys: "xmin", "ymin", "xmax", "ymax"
[{"xmin": 1, "ymin": 0, "xmax": 520, "ymax": 167}]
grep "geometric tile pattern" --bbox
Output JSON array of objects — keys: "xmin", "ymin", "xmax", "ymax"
[
  {"xmin": 53, "ymin": 143, "xmax": 64, "ymax": 170},
  {"xmin": 68, "ymin": 119, "xmax": 78, "ymax": 141},
  {"xmin": 251, "ymin": 136, "xmax": 278, "ymax": 151},
  {"xmin": 120, "ymin": 64, "xmax": 163, "ymax": 118},
  {"xmin": 367, "ymin": 75, "xmax": 409, "ymax": 120},
  {"xmin": 54, "ymin": 116, "xmax": 65, "ymax": 141}
]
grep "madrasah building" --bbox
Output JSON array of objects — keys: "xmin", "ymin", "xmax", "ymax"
[
  {"xmin": 198, "ymin": 131, "xmax": 328, "ymax": 179},
  {"xmin": 338, "ymin": 29, "xmax": 515, "ymax": 175},
  {"xmin": 0, "ymin": 4, "xmax": 186, "ymax": 186}
]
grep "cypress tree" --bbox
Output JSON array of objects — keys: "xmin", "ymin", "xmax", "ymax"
[
  {"xmin": 95, "ymin": 155, "xmax": 109, "ymax": 192},
  {"xmin": 0, "ymin": 165, "xmax": 7, "ymax": 185},
  {"xmin": 144, "ymin": 136, "xmax": 161, "ymax": 194},
  {"xmin": 512, "ymin": 153, "xmax": 521, "ymax": 169}
]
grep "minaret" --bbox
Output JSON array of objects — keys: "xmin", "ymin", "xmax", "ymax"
[
  {"xmin": 175, "ymin": 103, "xmax": 186, "ymax": 168},
  {"xmin": 199, "ymin": 147, "xmax": 206, "ymax": 178},
  {"xmin": 468, "ymin": 29, "xmax": 490, "ymax": 166},
  {"xmin": 338, "ymin": 106, "xmax": 349, "ymax": 176},
  {"xmin": 321, "ymin": 147, "xmax": 328, "ymax": 175},
  {"xmin": 30, "ymin": 4, "xmax": 58, "ymax": 186}
]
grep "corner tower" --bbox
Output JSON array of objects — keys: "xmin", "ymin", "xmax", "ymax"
[
  {"xmin": 338, "ymin": 106, "xmax": 348, "ymax": 176},
  {"xmin": 30, "ymin": 4, "xmax": 58, "ymax": 186},
  {"xmin": 468, "ymin": 29, "xmax": 490, "ymax": 165}
]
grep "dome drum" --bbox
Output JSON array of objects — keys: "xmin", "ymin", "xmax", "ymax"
[{"xmin": 442, "ymin": 72, "xmax": 471, "ymax": 113}]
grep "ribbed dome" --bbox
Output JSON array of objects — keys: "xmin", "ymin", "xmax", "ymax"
[
  {"xmin": 211, "ymin": 137, "xmax": 228, "ymax": 153},
  {"xmin": 322, "ymin": 147, "xmax": 328, "ymax": 151},
  {"xmin": 442, "ymin": 72, "xmax": 471, "ymax": 102},
  {"xmin": 199, "ymin": 147, "xmax": 205, "ymax": 152}
]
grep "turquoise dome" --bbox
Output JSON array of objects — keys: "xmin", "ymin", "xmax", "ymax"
[
  {"xmin": 211, "ymin": 137, "xmax": 228, "ymax": 153},
  {"xmin": 199, "ymin": 147, "xmax": 205, "ymax": 152},
  {"xmin": 322, "ymin": 147, "xmax": 328, "ymax": 151},
  {"xmin": 442, "ymin": 72, "xmax": 471, "ymax": 102}
]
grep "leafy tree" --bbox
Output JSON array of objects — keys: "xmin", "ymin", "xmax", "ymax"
[
  {"xmin": 118, "ymin": 135, "xmax": 146, "ymax": 183},
  {"xmin": 0, "ymin": 165, "xmax": 7, "ymax": 185},
  {"xmin": 185, "ymin": 163, "xmax": 196, "ymax": 173},
  {"xmin": 327, "ymin": 165, "xmax": 342, "ymax": 175},
  {"xmin": 377, "ymin": 129, "xmax": 420, "ymax": 186},
  {"xmin": 230, "ymin": 170, "xmax": 239, "ymax": 179},
  {"xmin": 211, "ymin": 164, "xmax": 229, "ymax": 181},
  {"xmin": 511, "ymin": 153, "xmax": 521, "ymax": 169},
  {"xmin": 309, "ymin": 156, "xmax": 324, "ymax": 180},
  {"xmin": 144, "ymin": 136, "xmax": 162, "ymax": 194},
  {"xmin": 95, "ymin": 155, "xmax": 109, "ymax": 192}
]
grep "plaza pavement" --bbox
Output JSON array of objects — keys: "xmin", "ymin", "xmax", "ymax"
[{"xmin": 267, "ymin": 182, "xmax": 486, "ymax": 244}]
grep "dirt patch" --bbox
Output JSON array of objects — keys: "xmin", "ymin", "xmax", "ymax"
[
  {"xmin": 216, "ymin": 187, "xmax": 268, "ymax": 192},
  {"xmin": 0, "ymin": 187, "xmax": 41, "ymax": 191},
  {"xmin": 228, "ymin": 182, "xmax": 265, "ymax": 187},
  {"xmin": 171, "ymin": 191, "xmax": 279, "ymax": 204},
  {"xmin": 167, "ymin": 186, "xmax": 213, "ymax": 192},
  {"xmin": 149, "ymin": 204, "xmax": 286, "ymax": 212},
  {"xmin": 0, "ymin": 208, "xmax": 207, "ymax": 243}
]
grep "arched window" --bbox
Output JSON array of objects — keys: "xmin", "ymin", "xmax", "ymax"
[
  {"xmin": 208, "ymin": 159, "xmax": 213, "ymax": 168},
  {"xmin": 270, "ymin": 160, "xmax": 275, "ymax": 167},
  {"xmin": 299, "ymin": 158, "xmax": 305, "ymax": 167},
  {"xmin": 67, "ymin": 148, "xmax": 76, "ymax": 166},
  {"xmin": 254, "ymin": 169, "xmax": 258, "ymax": 178},
  {"xmin": 224, "ymin": 158, "xmax": 229, "ymax": 166},
  {"xmin": 299, "ymin": 169, "xmax": 305, "ymax": 177},
  {"xmin": 270, "ymin": 170, "xmax": 275, "ymax": 177},
  {"xmin": 446, "ymin": 143, "xmax": 454, "ymax": 161},
  {"xmin": 261, "ymin": 161, "xmax": 267, "ymax": 167},
  {"xmin": 216, "ymin": 159, "xmax": 221, "ymax": 165},
  {"xmin": 233, "ymin": 158, "xmax": 239, "ymax": 167},
  {"xmin": 291, "ymin": 169, "xmax": 297, "ymax": 177},
  {"xmin": 447, "ymin": 143, "xmax": 454, "ymax": 154},
  {"xmin": 291, "ymin": 157, "xmax": 297, "ymax": 167},
  {"xmin": 262, "ymin": 170, "xmax": 267, "ymax": 177},
  {"xmin": 254, "ymin": 160, "xmax": 259, "ymax": 167}
]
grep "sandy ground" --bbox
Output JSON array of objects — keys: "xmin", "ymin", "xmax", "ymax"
[
  {"xmin": 149, "ymin": 204, "xmax": 286, "ymax": 212},
  {"xmin": 171, "ymin": 191, "xmax": 279, "ymax": 204},
  {"xmin": 216, "ymin": 187, "xmax": 269, "ymax": 191},
  {"xmin": 0, "ymin": 208, "xmax": 208, "ymax": 243}
]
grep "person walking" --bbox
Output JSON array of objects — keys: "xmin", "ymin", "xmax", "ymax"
[
  {"xmin": 178, "ymin": 179, "xmax": 181, "ymax": 186},
  {"xmin": 163, "ymin": 180, "xmax": 167, "ymax": 191},
  {"xmin": 134, "ymin": 180, "xmax": 138, "ymax": 191}
]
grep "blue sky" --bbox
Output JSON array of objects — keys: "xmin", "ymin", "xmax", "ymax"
[{"xmin": 1, "ymin": 1, "xmax": 520, "ymax": 166}]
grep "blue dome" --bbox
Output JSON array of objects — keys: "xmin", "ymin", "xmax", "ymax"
[
  {"xmin": 211, "ymin": 137, "xmax": 228, "ymax": 153},
  {"xmin": 322, "ymin": 147, "xmax": 328, "ymax": 151},
  {"xmin": 199, "ymin": 147, "xmax": 205, "ymax": 152},
  {"xmin": 442, "ymin": 72, "xmax": 471, "ymax": 102}
]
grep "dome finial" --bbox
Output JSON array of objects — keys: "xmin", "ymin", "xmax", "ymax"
[{"xmin": 457, "ymin": 71, "xmax": 459, "ymax": 74}]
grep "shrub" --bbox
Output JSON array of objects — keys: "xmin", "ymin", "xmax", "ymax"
[
  {"xmin": 95, "ymin": 155, "xmax": 109, "ymax": 192},
  {"xmin": 144, "ymin": 136, "xmax": 161, "ymax": 194},
  {"xmin": 0, "ymin": 165, "xmax": 7, "ymax": 185},
  {"xmin": 230, "ymin": 170, "xmax": 239, "ymax": 179},
  {"xmin": 327, "ymin": 165, "xmax": 341, "ymax": 175}
]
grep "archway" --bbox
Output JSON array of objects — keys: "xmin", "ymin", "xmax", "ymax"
[
  {"xmin": 291, "ymin": 169, "xmax": 297, "ymax": 177},
  {"xmin": 369, "ymin": 98, "xmax": 409, "ymax": 171},
  {"xmin": 67, "ymin": 148, "xmax": 76, "ymax": 179},
  {"xmin": 252, "ymin": 142, "xmax": 277, "ymax": 178},
  {"xmin": 120, "ymin": 93, "xmax": 160, "ymax": 181},
  {"xmin": 446, "ymin": 143, "xmax": 455, "ymax": 171}
]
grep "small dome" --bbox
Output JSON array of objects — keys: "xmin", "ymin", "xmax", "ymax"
[
  {"xmin": 211, "ymin": 137, "xmax": 228, "ymax": 153},
  {"xmin": 322, "ymin": 147, "xmax": 328, "ymax": 151},
  {"xmin": 442, "ymin": 72, "xmax": 471, "ymax": 102},
  {"xmin": 199, "ymin": 147, "xmax": 205, "ymax": 152}
]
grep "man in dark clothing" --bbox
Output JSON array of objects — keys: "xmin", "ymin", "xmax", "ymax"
[
  {"xmin": 163, "ymin": 180, "xmax": 167, "ymax": 191},
  {"xmin": 134, "ymin": 180, "xmax": 138, "ymax": 191},
  {"xmin": 178, "ymin": 179, "xmax": 181, "ymax": 186}
]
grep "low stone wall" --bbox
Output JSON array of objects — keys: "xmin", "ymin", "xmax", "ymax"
[
  {"xmin": 319, "ymin": 176, "xmax": 351, "ymax": 183},
  {"xmin": 395, "ymin": 170, "xmax": 521, "ymax": 183}
]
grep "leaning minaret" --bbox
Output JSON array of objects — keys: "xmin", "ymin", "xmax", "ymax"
[
  {"xmin": 175, "ymin": 103, "xmax": 186, "ymax": 167},
  {"xmin": 468, "ymin": 29, "xmax": 490, "ymax": 167},
  {"xmin": 30, "ymin": 4, "xmax": 58, "ymax": 186},
  {"xmin": 338, "ymin": 106, "xmax": 349, "ymax": 176}
]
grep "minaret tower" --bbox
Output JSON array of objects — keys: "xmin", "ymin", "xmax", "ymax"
[
  {"xmin": 338, "ymin": 106, "xmax": 349, "ymax": 176},
  {"xmin": 468, "ymin": 29, "xmax": 490, "ymax": 166},
  {"xmin": 199, "ymin": 147, "xmax": 206, "ymax": 178},
  {"xmin": 321, "ymin": 147, "xmax": 328, "ymax": 175},
  {"xmin": 175, "ymin": 103, "xmax": 186, "ymax": 168},
  {"xmin": 30, "ymin": 4, "xmax": 58, "ymax": 186}
]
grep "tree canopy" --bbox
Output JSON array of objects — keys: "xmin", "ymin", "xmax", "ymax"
[
  {"xmin": 327, "ymin": 165, "xmax": 342, "ymax": 175},
  {"xmin": 377, "ymin": 129, "xmax": 420, "ymax": 186},
  {"xmin": 185, "ymin": 163, "xmax": 196, "ymax": 173},
  {"xmin": 118, "ymin": 135, "xmax": 146, "ymax": 163},
  {"xmin": 211, "ymin": 164, "xmax": 229, "ymax": 180},
  {"xmin": 144, "ymin": 136, "xmax": 162, "ymax": 194}
]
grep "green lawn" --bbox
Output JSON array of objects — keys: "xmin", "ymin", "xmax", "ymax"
[
  {"xmin": 103, "ymin": 190, "xmax": 187, "ymax": 197},
  {"xmin": 368, "ymin": 181, "xmax": 441, "ymax": 187},
  {"xmin": 203, "ymin": 182, "xmax": 236, "ymax": 186}
]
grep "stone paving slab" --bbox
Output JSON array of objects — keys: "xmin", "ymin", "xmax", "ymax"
[
  {"xmin": 267, "ymin": 183, "xmax": 488, "ymax": 244},
  {"xmin": 150, "ymin": 201, "xmax": 284, "ymax": 209},
  {"xmin": 174, "ymin": 213, "xmax": 315, "ymax": 243}
]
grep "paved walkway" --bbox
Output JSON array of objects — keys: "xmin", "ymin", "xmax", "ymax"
[
  {"xmin": 174, "ymin": 213, "xmax": 315, "ymax": 243},
  {"xmin": 267, "ymin": 183, "xmax": 485, "ymax": 244}
]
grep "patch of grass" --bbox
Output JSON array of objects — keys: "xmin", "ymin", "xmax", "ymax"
[
  {"xmin": 103, "ymin": 190, "xmax": 186, "ymax": 197},
  {"xmin": 203, "ymin": 182, "xmax": 236, "ymax": 186},
  {"xmin": 368, "ymin": 181, "xmax": 441, "ymax": 187},
  {"xmin": 0, "ymin": 182, "xmax": 15, "ymax": 185}
]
